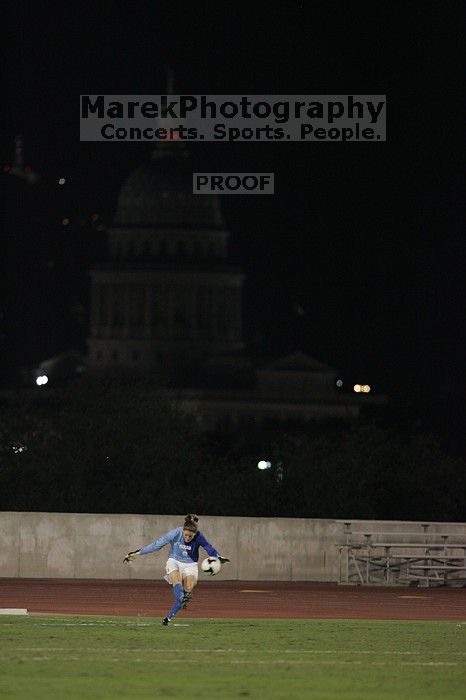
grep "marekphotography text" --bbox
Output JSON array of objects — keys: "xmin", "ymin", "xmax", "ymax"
[{"xmin": 80, "ymin": 95, "xmax": 386, "ymax": 142}]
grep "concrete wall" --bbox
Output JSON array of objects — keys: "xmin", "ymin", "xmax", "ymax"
[{"xmin": 1, "ymin": 512, "xmax": 465, "ymax": 581}]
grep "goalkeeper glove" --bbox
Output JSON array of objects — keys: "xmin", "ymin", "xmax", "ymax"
[
  {"xmin": 218, "ymin": 556, "xmax": 230, "ymax": 563},
  {"xmin": 123, "ymin": 549, "xmax": 140, "ymax": 563}
]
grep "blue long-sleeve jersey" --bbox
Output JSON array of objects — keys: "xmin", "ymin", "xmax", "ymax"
[{"xmin": 138, "ymin": 527, "xmax": 219, "ymax": 564}]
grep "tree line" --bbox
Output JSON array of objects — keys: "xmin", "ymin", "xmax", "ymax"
[{"xmin": 0, "ymin": 380, "xmax": 464, "ymax": 522}]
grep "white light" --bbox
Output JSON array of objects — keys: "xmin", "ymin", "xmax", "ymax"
[
  {"xmin": 257, "ymin": 460, "xmax": 272, "ymax": 470},
  {"xmin": 58, "ymin": 178, "xmax": 66, "ymax": 185},
  {"xmin": 354, "ymin": 383, "xmax": 371, "ymax": 394},
  {"xmin": 36, "ymin": 375, "xmax": 49, "ymax": 386},
  {"xmin": 336, "ymin": 379, "xmax": 343, "ymax": 388}
]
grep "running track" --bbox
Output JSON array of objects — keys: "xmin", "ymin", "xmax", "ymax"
[{"xmin": 1, "ymin": 579, "xmax": 466, "ymax": 621}]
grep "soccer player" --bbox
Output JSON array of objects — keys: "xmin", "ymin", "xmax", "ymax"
[{"xmin": 124, "ymin": 513, "xmax": 229, "ymax": 625}]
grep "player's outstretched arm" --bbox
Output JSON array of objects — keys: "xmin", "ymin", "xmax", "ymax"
[{"xmin": 123, "ymin": 549, "xmax": 141, "ymax": 563}]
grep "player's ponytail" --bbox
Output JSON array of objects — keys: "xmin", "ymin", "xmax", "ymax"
[{"xmin": 184, "ymin": 513, "xmax": 199, "ymax": 532}]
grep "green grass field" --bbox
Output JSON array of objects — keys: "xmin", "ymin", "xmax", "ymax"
[{"xmin": 0, "ymin": 616, "xmax": 465, "ymax": 700}]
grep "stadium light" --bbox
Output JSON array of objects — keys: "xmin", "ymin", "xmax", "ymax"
[
  {"xmin": 257, "ymin": 460, "xmax": 272, "ymax": 470},
  {"xmin": 36, "ymin": 375, "xmax": 49, "ymax": 386}
]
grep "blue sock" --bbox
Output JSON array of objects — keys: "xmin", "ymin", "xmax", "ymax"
[
  {"xmin": 173, "ymin": 583, "xmax": 184, "ymax": 603},
  {"xmin": 167, "ymin": 598, "xmax": 182, "ymax": 619},
  {"xmin": 166, "ymin": 584, "xmax": 184, "ymax": 620}
]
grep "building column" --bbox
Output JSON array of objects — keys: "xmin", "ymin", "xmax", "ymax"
[
  {"xmin": 167, "ymin": 284, "xmax": 175, "ymax": 338},
  {"xmin": 90, "ymin": 283, "xmax": 100, "ymax": 333},
  {"xmin": 191, "ymin": 285, "xmax": 198, "ymax": 339},
  {"xmin": 144, "ymin": 284, "xmax": 151, "ymax": 337}
]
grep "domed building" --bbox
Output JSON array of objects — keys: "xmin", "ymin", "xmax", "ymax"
[
  {"xmin": 87, "ymin": 144, "xmax": 385, "ymax": 431},
  {"xmin": 87, "ymin": 144, "xmax": 244, "ymax": 383}
]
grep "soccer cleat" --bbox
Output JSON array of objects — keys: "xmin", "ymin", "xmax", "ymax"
[
  {"xmin": 181, "ymin": 592, "xmax": 192, "ymax": 609},
  {"xmin": 162, "ymin": 617, "xmax": 171, "ymax": 626}
]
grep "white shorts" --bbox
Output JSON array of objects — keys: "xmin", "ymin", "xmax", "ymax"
[{"xmin": 164, "ymin": 557, "xmax": 198, "ymax": 584}]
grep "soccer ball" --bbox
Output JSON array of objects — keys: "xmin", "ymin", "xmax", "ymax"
[{"xmin": 201, "ymin": 557, "xmax": 222, "ymax": 576}]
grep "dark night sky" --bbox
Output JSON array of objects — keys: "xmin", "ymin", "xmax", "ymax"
[{"xmin": 2, "ymin": 2, "xmax": 465, "ymax": 442}]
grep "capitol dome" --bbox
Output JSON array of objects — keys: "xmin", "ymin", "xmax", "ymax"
[{"xmin": 113, "ymin": 144, "xmax": 225, "ymax": 228}]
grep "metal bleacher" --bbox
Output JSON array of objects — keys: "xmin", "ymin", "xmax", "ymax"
[{"xmin": 336, "ymin": 522, "xmax": 466, "ymax": 587}]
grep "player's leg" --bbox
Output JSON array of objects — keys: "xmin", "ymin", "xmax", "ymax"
[
  {"xmin": 162, "ymin": 560, "xmax": 184, "ymax": 625},
  {"xmin": 183, "ymin": 574, "xmax": 197, "ymax": 593},
  {"xmin": 181, "ymin": 566, "xmax": 198, "ymax": 608}
]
